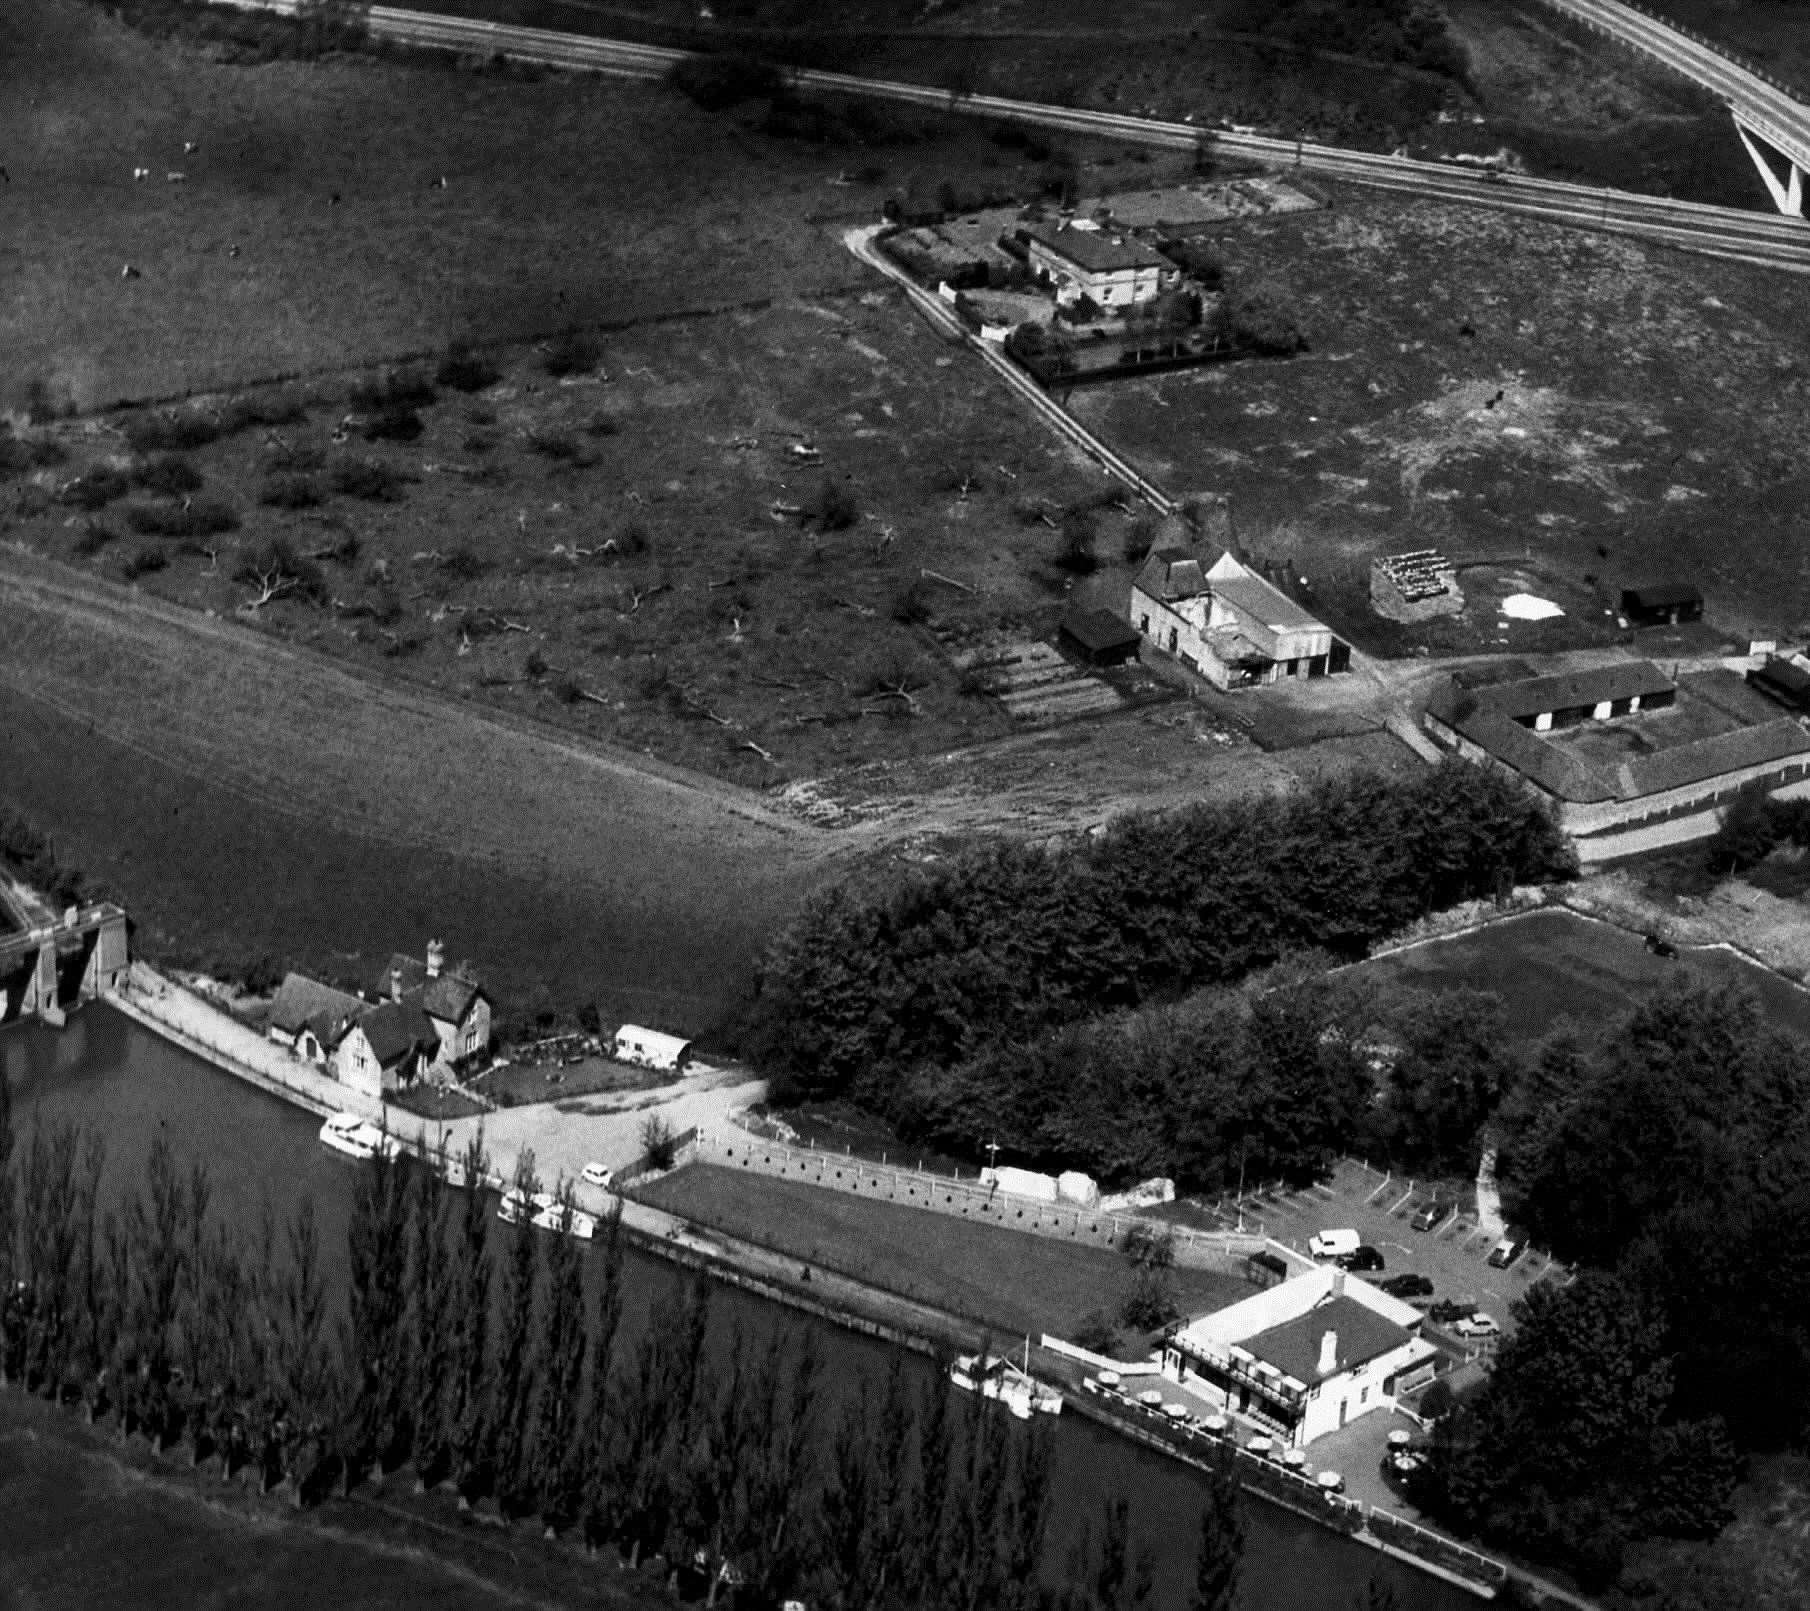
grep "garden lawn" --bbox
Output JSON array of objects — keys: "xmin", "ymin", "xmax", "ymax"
[{"xmin": 636, "ymin": 1162, "xmax": 1247, "ymax": 1339}]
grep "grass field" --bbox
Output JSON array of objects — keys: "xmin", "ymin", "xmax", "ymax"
[
  {"xmin": 637, "ymin": 1161, "xmax": 1248, "ymax": 1338},
  {"xmin": 1069, "ymin": 188, "xmax": 1810, "ymax": 658}
]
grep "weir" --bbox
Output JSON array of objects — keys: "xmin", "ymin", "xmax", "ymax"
[{"xmin": 0, "ymin": 879, "xmax": 130, "ymax": 1028}]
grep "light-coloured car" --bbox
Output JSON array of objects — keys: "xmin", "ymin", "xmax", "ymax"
[
  {"xmin": 581, "ymin": 1161, "xmax": 615, "ymax": 1190},
  {"xmin": 1453, "ymin": 1313, "xmax": 1500, "ymax": 1338},
  {"xmin": 1309, "ymin": 1228, "xmax": 1361, "ymax": 1260}
]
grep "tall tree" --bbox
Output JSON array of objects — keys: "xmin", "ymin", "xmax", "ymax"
[
  {"xmin": 490, "ymin": 1149, "xmax": 542, "ymax": 1514},
  {"xmin": 340, "ymin": 1144, "xmax": 413, "ymax": 1489},
  {"xmin": 579, "ymin": 1199, "xmax": 627, "ymax": 1548},
  {"xmin": 448, "ymin": 1131, "xmax": 494, "ymax": 1502},
  {"xmin": 271, "ymin": 1196, "xmax": 332, "ymax": 1494},
  {"xmin": 409, "ymin": 1138, "xmax": 456, "ymax": 1489},
  {"xmin": 531, "ymin": 1180, "xmax": 589, "ymax": 1530},
  {"xmin": 1190, "ymin": 1448, "xmax": 1246, "ymax": 1611},
  {"xmin": 0, "ymin": 1063, "xmax": 15, "ymax": 1382}
]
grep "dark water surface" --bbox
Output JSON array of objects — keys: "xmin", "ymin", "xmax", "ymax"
[{"xmin": 0, "ymin": 1009, "xmax": 1468, "ymax": 1611}]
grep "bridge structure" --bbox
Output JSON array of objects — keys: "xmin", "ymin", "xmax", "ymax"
[
  {"xmin": 0, "ymin": 878, "xmax": 130, "ymax": 1028},
  {"xmin": 1540, "ymin": 0, "xmax": 1810, "ymax": 218}
]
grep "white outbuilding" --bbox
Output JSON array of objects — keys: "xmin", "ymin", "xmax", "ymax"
[
  {"xmin": 1057, "ymin": 1170, "xmax": 1101, "ymax": 1208},
  {"xmin": 614, "ymin": 1024, "xmax": 693, "ymax": 1072}
]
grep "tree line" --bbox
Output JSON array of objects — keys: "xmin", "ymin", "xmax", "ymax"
[
  {"xmin": 1412, "ymin": 981, "xmax": 1809, "ymax": 1590},
  {"xmin": 0, "ymin": 1080, "xmax": 1252, "ymax": 1610},
  {"xmin": 742, "ymin": 761, "xmax": 1571, "ymax": 1121}
]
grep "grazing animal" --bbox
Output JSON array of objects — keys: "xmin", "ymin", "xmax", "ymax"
[
  {"xmin": 227, "ymin": 244, "xmax": 240, "ymax": 258},
  {"xmin": 121, "ymin": 264, "xmax": 141, "ymax": 279},
  {"xmin": 182, "ymin": 141, "xmax": 198, "ymax": 155},
  {"xmin": 133, "ymin": 166, "xmax": 149, "ymax": 181},
  {"xmin": 429, "ymin": 175, "xmax": 447, "ymax": 189}
]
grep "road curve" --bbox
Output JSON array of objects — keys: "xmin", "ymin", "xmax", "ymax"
[{"xmin": 210, "ymin": 0, "xmax": 1810, "ymax": 271}]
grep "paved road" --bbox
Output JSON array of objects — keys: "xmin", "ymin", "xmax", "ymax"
[{"xmin": 215, "ymin": 0, "xmax": 1810, "ymax": 272}]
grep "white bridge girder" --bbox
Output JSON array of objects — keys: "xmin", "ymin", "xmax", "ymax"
[{"xmin": 1734, "ymin": 114, "xmax": 1808, "ymax": 218}]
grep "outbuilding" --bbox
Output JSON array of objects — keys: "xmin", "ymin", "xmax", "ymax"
[
  {"xmin": 1621, "ymin": 583, "xmax": 1704, "ymax": 628},
  {"xmin": 615, "ymin": 1023, "xmax": 693, "ymax": 1072},
  {"xmin": 1060, "ymin": 607, "xmax": 1142, "ymax": 668},
  {"xmin": 1749, "ymin": 655, "xmax": 1810, "ymax": 714}
]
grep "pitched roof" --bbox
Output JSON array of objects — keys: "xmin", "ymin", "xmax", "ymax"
[
  {"xmin": 356, "ymin": 1000, "xmax": 439, "ymax": 1068},
  {"xmin": 1621, "ymin": 717, "xmax": 1810, "ymax": 796},
  {"xmin": 270, "ymin": 972, "xmax": 366, "ymax": 1041},
  {"xmin": 1240, "ymin": 1294, "xmax": 1409, "ymax": 1387},
  {"xmin": 375, "ymin": 952, "xmax": 485, "ymax": 1024},
  {"xmin": 1751, "ymin": 657, "xmax": 1810, "ymax": 704},
  {"xmin": 1023, "ymin": 223, "xmax": 1170, "ymax": 274},
  {"xmin": 1425, "ymin": 683, "xmax": 1616, "ymax": 802},
  {"xmin": 1210, "ymin": 572, "xmax": 1326, "ymax": 637},
  {"xmin": 1134, "ymin": 548, "xmax": 1209, "ymax": 602},
  {"xmin": 1473, "ymin": 661, "xmax": 1674, "ymax": 721},
  {"xmin": 1622, "ymin": 582, "xmax": 1702, "ymax": 610},
  {"xmin": 1061, "ymin": 607, "xmax": 1141, "ymax": 655}
]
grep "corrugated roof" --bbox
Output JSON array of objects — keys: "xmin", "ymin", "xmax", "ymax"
[
  {"xmin": 1476, "ymin": 661, "xmax": 1674, "ymax": 721},
  {"xmin": 1210, "ymin": 571, "xmax": 1326, "ymax": 637},
  {"xmin": 270, "ymin": 972, "xmax": 366, "ymax": 1039},
  {"xmin": 1023, "ymin": 223, "xmax": 1170, "ymax": 274},
  {"xmin": 1241, "ymin": 1294, "xmax": 1409, "ymax": 1387}
]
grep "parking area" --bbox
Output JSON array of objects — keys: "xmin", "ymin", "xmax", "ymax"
[{"xmin": 1251, "ymin": 1160, "xmax": 1567, "ymax": 1344}]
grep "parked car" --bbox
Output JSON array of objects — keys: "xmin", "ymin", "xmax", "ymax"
[
  {"xmin": 1487, "ymin": 1236, "xmax": 1528, "ymax": 1269},
  {"xmin": 1427, "ymin": 1299, "xmax": 1477, "ymax": 1325},
  {"xmin": 1411, "ymin": 1200, "xmax": 1453, "ymax": 1232},
  {"xmin": 1309, "ymin": 1228, "xmax": 1360, "ymax": 1260},
  {"xmin": 1337, "ymin": 1245, "xmax": 1385, "ymax": 1272},
  {"xmin": 1453, "ymin": 1313, "xmax": 1500, "ymax": 1338},
  {"xmin": 1380, "ymin": 1273, "xmax": 1434, "ymax": 1299},
  {"xmin": 581, "ymin": 1161, "xmax": 615, "ymax": 1190}
]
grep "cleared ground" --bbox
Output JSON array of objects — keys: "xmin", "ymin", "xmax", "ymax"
[{"xmin": 637, "ymin": 1161, "xmax": 1248, "ymax": 1338}]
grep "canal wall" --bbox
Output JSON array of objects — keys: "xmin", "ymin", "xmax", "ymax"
[{"xmin": 695, "ymin": 1126, "xmax": 1266, "ymax": 1272}]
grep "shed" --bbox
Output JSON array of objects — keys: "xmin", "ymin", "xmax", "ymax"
[
  {"xmin": 615, "ymin": 1024, "xmax": 693, "ymax": 1072},
  {"xmin": 1621, "ymin": 583, "xmax": 1704, "ymax": 627},
  {"xmin": 1748, "ymin": 655, "xmax": 1810, "ymax": 713},
  {"xmin": 1060, "ymin": 608, "xmax": 1142, "ymax": 667}
]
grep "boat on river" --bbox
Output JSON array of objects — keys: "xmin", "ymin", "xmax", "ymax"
[
  {"xmin": 948, "ymin": 1340, "xmax": 1062, "ymax": 1419},
  {"xmin": 318, "ymin": 1111, "xmax": 397, "ymax": 1162},
  {"xmin": 532, "ymin": 1200, "xmax": 598, "ymax": 1240}
]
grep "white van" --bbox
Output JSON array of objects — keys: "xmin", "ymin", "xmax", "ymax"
[{"xmin": 1309, "ymin": 1228, "xmax": 1361, "ymax": 1260}]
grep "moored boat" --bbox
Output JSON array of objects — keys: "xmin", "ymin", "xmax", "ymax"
[{"xmin": 318, "ymin": 1111, "xmax": 395, "ymax": 1161}]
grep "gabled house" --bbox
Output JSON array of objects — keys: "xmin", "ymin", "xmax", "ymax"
[
  {"xmin": 372, "ymin": 940, "xmax": 492, "ymax": 1069},
  {"xmin": 336, "ymin": 999, "xmax": 440, "ymax": 1102},
  {"xmin": 1130, "ymin": 548, "xmax": 1349, "ymax": 689},
  {"xmin": 1021, "ymin": 222, "xmax": 1177, "ymax": 309},
  {"xmin": 267, "ymin": 972, "xmax": 366, "ymax": 1069}
]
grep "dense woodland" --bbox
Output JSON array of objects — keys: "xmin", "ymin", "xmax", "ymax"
[
  {"xmin": 743, "ymin": 762, "xmax": 1571, "ymax": 1177},
  {"xmin": 0, "ymin": 1082, "xmax": 1251, "ymax": 1611},
  {"xmin": 1412, "ymin": 982, "xmax": 1810, "ymax": 1594}
]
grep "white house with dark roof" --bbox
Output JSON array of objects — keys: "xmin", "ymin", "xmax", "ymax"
[
  {"xmin": 267, "ymin": 972, "xmax": 367, "ymax": 1069},
  {"xmin": 336, "ymin": 999, "xmax": 441, "ymax": 1102},
  {"xmin": 1021, "ymin": 222, "xmax": 1177, "ymax": 309},
  {"xmin": 1162, "ymin": 1265, "xmax": 1437, "ymax": 1446},
  {"xmin": 1130, "ymin": 548, "xmax": 1349, "ymax": 689},
  {"xmin": 373, "ymin": 940, "xmax": 491, "ymax": 1069}
]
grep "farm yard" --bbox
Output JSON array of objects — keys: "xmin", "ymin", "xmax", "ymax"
[{"xmin": 1068, "ymin": 190, "xmax": 1810, "ymax": 660}]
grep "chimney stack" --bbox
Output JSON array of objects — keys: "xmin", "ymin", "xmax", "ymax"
[
  {"xmin": 426, "ymin": 939, "xmax": 444, "ymax": 980},
  {"xmin": 1318, "ymin": 1330, "xmax": 1339, "ymax": 1377},
  {"xmin": 389, "ymin": 967, "xmax": 403, "ymax": 1003}
]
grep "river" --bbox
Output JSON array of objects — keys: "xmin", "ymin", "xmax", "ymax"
[{"xmin": 0, "ymin": 1008, "xmax": 1470, "ymax": 1611}]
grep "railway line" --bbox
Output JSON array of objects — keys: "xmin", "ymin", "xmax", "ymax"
[{"xmin": 212, "ymin": 0, "xmax": 1810, "ymax": 272}]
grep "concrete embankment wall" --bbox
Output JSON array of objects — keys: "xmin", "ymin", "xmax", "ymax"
[{"xmin": 694, "ymin": 1129, "xmax": 1263, "ymax": 1272}]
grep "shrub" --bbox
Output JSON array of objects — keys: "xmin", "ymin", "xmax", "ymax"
[
  {"xmin": 120, "ymin": 546, "xmax": 168, "ymax": 580},
  {"xmin": 131, "ymin": 453, "xmax": 204, "ymax": 496},
  {"xmin": 1229, "ymin": 287, "xmax": 1307, "ymax": 356},
  {"xmin": 543, "ymin": 328, "xmax": 602, "ymax": 379},
  {"xmin": 361, "ymin": 405, "xmax": 423, "ymax": 442},
  {"xmin": 260, "ymin": 473, "xmax": 323, "ymax": 509},
  {"xmin": 72, "ymin": 519, "xmax": 119, "ymax": 557},
  {"xmin": 1056, "ymin": 518, "xmax": 1099, "ymax": 575},
  {"xmin": 668, "ymin": 51, "xmax": 783, "ymax": 111},
  {"xmin": 1419, "ymin": 1379, "xmax": 1455, "ymax": 1421},
  {"xmin": 123, "ymin": 411, "xmax": 222, "ymax": 453},
  {"xmin": 0, "ymin": 431, "xmax": 65, "ymax": 475},
  {"xmin": 806, "ymin": 477, "xmax": 861, "ymax": 532},
  {"xmin": 330, "ymin": 458, "xmax": 409, "ymax": 501},
  {"xmin": 435, "ymin": 345, "xmax": 501, "ymax": 393},
  {"xmin": 1123, "ymin": 515, "xmax": 1158, "ymax": 564},
  {"xmin": 235, "ymin": 537, "xmax": 326, "ymax": 604},
  {"xmin": 124, "ymin": 497, "xmax": 239, "ymax": 537},
  {"xmin": 584, "ymin": 413, "xmax": 620, "ymax": 438},
  {"xmin": 268, "ymin": 441, "xmax": 325, "ymax": 472},
  {"xmin": 639, "ymin": 1113, "xmax": 679, "ymax": 1172},
  {"xmin": 59, "ymin": 466, "xmax": 130, "ymax": 510},
  {"xmin": 891, "ymin": 583, "xmax": 932, "ymax": 626},
  {"xmin": 527, "ymin": 428, "xmax": 580, "ymax": 461},
  {"xmin": 439, "ymin": 547, "xmax": 490, "ymax": 582},
  {"xmin": 349, "ymin": 366, "xmax": 436, "ymax": 410}
]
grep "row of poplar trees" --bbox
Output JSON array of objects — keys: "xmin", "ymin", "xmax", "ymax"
[{"xmin": 0, "ymin": 1074, "xmax": 1252, "ymax": 1611}]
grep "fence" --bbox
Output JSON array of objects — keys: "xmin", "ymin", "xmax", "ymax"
[
  {"xmin": 696, "ymin": 1128, "xmax": 1266, "ymax": 1269},
  {"xmin": 1368, "ymin": 1507, "xmax": 1510, "ymax": 1590}
]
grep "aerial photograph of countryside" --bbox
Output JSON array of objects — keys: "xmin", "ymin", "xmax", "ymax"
[{"xmin": 7, "ymin": 1, "xmax": 1810, "ymax": 1608}]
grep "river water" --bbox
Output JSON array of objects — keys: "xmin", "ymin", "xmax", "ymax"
[{"xmin": 0, "ymin": 1008, "xmax": 1469, "ymax": 1611}]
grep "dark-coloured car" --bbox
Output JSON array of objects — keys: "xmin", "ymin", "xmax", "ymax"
[
  {"xmin": 1487, "ymin": 1236, "xmax": 1528, "ymax": 1270},
  {"xmin": 1338, "ymin": 1245, "xmax": 1385, "ymax": 1272},
  {"xmin": 1427, "ymin": 1299, "xmax": 1477, "ymax": 1325},
  {"xmin": 1380, "ymin": 1273, "xmax": 1433, "ymax": 1299},
  {"xmin": 1411, "ymin": 1200, "xmax": 1453, "ymax": 1232}
]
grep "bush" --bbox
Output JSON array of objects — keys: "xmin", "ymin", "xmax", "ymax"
[
  {"xmin": 639, "ymin": 1113, "xmax": 679, "ymax": 1172},
  {"xmin": 349, "ymin": 367, "xmax": 436, "ymax": 410},
  {"xmin": 330, "ymin": 458, "xmax": 409, "ymax": 501},
  {"xmin": 668, "ymin": 51, "xmax": 783, "ymax": 111},
  {"xmin": 435, "ymin": 345, "xmax": 501, "ymax": 393},
  {"xmin": 806, "ymin": 477, "xmax": 861, "ymax": 532},
  {"xmin": 584, "ymin": 413, "xmax": 620, "ymax": 438},
  {"xmin": 527, "ymin": 428, "xmax": 580, "ymax": 461},
  {"xmin": 260, "ymin": 473, "xmax": 323, "ymax": 509},
  {"xmin": 1229, "ymin": 287, "xmax": 1307, "ymax": 356},
  {"xmin": 891, "ymin": 583, "xmax": 933, "ymax": 626},
  {"xmin": 235, "ymin": 537, "xmax": 326, "ymax": 604},
  {"xmin": 72, "ymin": 519, "xmax": 119, "ymax": 557},
  {"xmin": 124, "ymin": 497, "xmax": 239, "ymax": 537},
  {"xmin": 131, "ymin": 453, "xmax": 204, "ymax": 496},
  {"xmin": 123, "ymin": 410, "xmax": 223, "ymax": 453},
  {"xmin": 1056, "ymin": 514, "xmax": 1098, "ymax": 575},
  {"xmin": 120, "ymin": 546, "xmax": 168, "ymax": 580},
  {"xmin": 59, "ymin": 466, "xmax": 130, "ymax": 510},
  {"xmin": 361, "ymin": 405, "xmax": 423, "ymax": 442},
  {"xmin": 543, "ymin": 328, "xmax": 602, "ymax": 379},
  {"xmin": 0, "ymin": 804, "xmax": 89, "ymax": 906},
  {"xmin": 439, "ymin": 547, "xmax": 490, "ymax": 582},
  {"xmin": 0, "ymin": 430, "xmax": 65, "ymax": 475}
]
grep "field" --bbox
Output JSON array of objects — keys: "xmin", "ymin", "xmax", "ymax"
[
  {"xmin": 637, "ymin": 1162, "xmax": 1248, "ymax": 1338},
  {"xmin": 1069, "ymin": 188, "xmax": 1810, "ymax": 659}
]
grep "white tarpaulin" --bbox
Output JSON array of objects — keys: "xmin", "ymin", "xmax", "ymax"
[{"xmin": 1500, "ymin": 593, "xmax": 1564, "ymax": 621}]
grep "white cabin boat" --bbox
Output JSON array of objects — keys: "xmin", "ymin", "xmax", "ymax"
[
  {"xmin": 948, "ymin": 1344, "xmax": 1062, "ymax": 1419},
  {"xmin": 318, "ymin": 1111, "xmax": 395, "ymax": 1162},
  {"xmin": 532, "ymin": 1201, "xmax": 598, "ymax": 1240}
]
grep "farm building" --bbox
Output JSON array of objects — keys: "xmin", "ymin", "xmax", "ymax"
[
  {"xmin": 1163, "ymin": 1266, "xmax": 1437, "ymax": 1447},
  {"xmin": 1060, "ymin": 607, "xmax": 1142, "ymax": 667},
  {"xmin": 615, "ymin": 1023, "xmax": 692, "ymax": 1072},
  {"xmin": 1020, "ymin": 222, "xmax": 1177, "ymax": 309},
  {"xmin": 1621, "ymin": 583, "xmax": 1704, "ymax": 627},
  {"xmin": 373, "ymin": 939, "xmax": 491, "ymax": 1068},
  {"xmin": 1130, "ymin": 547, "xmax": 1350, "ymax": 689},
  {"xmin": 1748, "ymin": 654, "xmax": 1810, "ymax": 713},
  {"xmin": 1424, "ymin": 662, "xmax": 1810, "ymax": 861},
  {"xmin": 267, "ymin": 972, "xmax": 366, "ymax": 1068}
]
